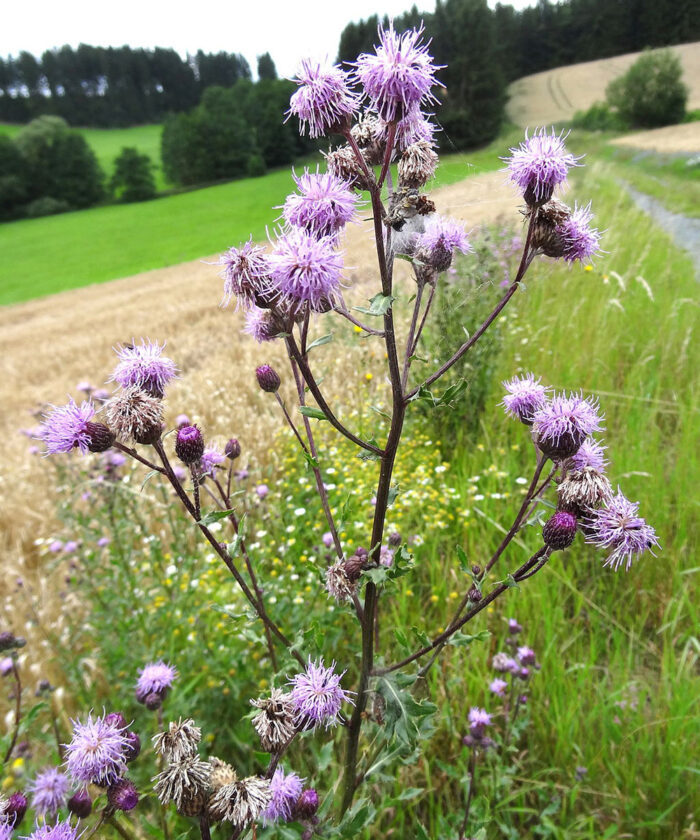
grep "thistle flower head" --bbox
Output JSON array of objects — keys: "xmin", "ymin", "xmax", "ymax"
[
  {"xmin": 0, "ymin": 824, "xmax": 11, "ymax": 840},
  {"xmin": 3, "ymin": 791, "xmax": 28, "ymax": 827},
  {"xmin": 269, "ymin": 229, "xmax": 344, "ymax": 312},
  {"xmin": 218, "ymin": 239, "xmax": 274, "ymax": 310},
  {"xmin": 105, "ymin": 387, "xmax": 163, "ymax": 445},
  {"xmin": 559, "ymin": 202, "xmax": 602, "ymax": 263},
  {"xmin": 67, "ymin": 789, "xmax": 92, "ymax": 818},
  {"xmin": 353, "ymin": 23, "xmax": 443, "ymax": 122},
  {"xmin": 295, "ymin": 788, "xmax": 319, "ymax": 820},
  {"xmin": 261, "ymin": 767, "xmax": 304, "ymax": 825},
  {"xmin": 175, "ymin": 425, "xmax": 205, "ymax": 465},
  {"xmin": 558, "ymin": 467, "xmax": 612, "ymax": 512},
  {"xmin": 585, "ymin": 490, "xmax": 659, "ymax": 571},
  {"xmin": 27, "ymin": 767, "xmax": 69, "ymax": 817},
  {"xmin": 399, "ymin": 139, "xmax": 438, "ymax": 188},
  {"xmin": 40, "ymin": 399, "xmax": 96, "ymax": 455},
  {"xmin": 153, "ymin": 755, "xmax": 211, "ymax": 816},
  {"xmin": 325, "ymin": 561, "xmax": 357, "ymax": 604},
  {"xmin": 207, "ymin": 776, "xmax": 271, "ymax": 827},
  {"xmin": 415, "ymin": 215, "xmax": 471, "ymax": 272},
  {"xmin": 505, "ymin": 128, "xmax": 581, "ymax": 205},
  {"xmin": 489, "ymin": 678, "xmax": 508, "ymax": 696},
  {"xmin": 107, "ymin": 778, "xmax": 139, "ymax": 812},
  {"xmin": 533, "ymin": 392, "xmax": 603, "ymax": 460},
  {"xmin": 250, "ymin": 688, "xmax": 297, "ymax": 752},
  {"xmin": 288, "ymin": 58, "xmax": 358, "ymax": 138},
  {"xmin": 244, "ymin": 307, "xmax": 279, "ymax": 343},
  {"xmin": 374, "ymin": 103, "xmax": 437, "ymax": 153},
  {"xmin": 282, "ymin": 170, "xmax": 358, "ymax": 239},
  {"xmin": 64, "ymin": 712, "xmax": 129, "ymax": 786},
  {"xmin": 517, "ymin": 646, "xmax": 536, "ymax": 665},
  {"xmin": 500, "ymin": 373, "xmax": 549, "ymax": 424},
  {"xmin": 468, "ymin": 707, "xmax": 492, "ymax": 736},
  {"xmin": 492, "ymin": 652, "xmax": 519, "ymax": 673},
  {"xmin": 567, "ymin": 438, "xmax": 608, "ymax": 473},
  {"xmin": 288, "ymin": 658, "xmax": 353, "ymax": 728},
  {"xmin": 152, "ymin": 718, "xmax": 201, "ymax": 763},
  {"xmin": 323, "ymin": 145, "xmax": 370, "ymax": 190},
  {"xmin": 199, "ymin": 447, "xmax": 225, "ymax": 478},
  {"xmin": 110, "ymin": 339, "xmax": 178, "ymax": 398},
  {"xmin": 135, "ymin": 661, "xmax": 177, "ymax": 703},
  {"xmin": 542, "ymin": 510, "xmax": 578, "ymax": 550},
  {"xmin": 22, "ymin": 820, "xmax": 82, "ymax": 840}
]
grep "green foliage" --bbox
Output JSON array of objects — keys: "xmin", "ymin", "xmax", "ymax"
[
  {"xmin": 109, "ymin": 146, "xmax": 156, "ymax": 202},
  {"xmin": 606, "ymin": 48, "xmax": 689, "ymax": 128},
  {"xmin": 257, "ymin": 52, "xmax": 278, "ymax": 81},
  {"xmin": 24, "ymin": 196, "xmax": 71, "ymax": 217},
  {"xmin": 571, "ymin": 102, "xmax": 627, "ymax": 132},
  {"xmin": 0, "ymin": 133, "xmax": 30, "ymax": 220}
]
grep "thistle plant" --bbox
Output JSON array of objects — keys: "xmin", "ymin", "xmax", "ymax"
[{"xmin": 25, "ymin": 20, "xmax": 661, "ymax": 839}]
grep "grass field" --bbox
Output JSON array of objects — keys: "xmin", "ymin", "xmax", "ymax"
[{"xmin": 0, "ymin": 130, "xmax": 522, "ymax": 306}]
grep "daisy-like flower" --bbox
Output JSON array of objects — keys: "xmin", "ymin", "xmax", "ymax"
[
  {"xmin": 261, "ymin": 767, "xmax": 304, "ymax": 824},
  {"xmin": 532, "ymin": 392, "xmax": 603, "ymax": 460},
  {"xmin": 218, "ymin": 239, "xmax": 274, "ymax": 309},
  {"xmin": 250, "ymin": 688, "xmax": 297, "ymax": 752},
  {"xmin": 135, "ymin": 661, "xmax": 177, "ymax": 704},
  {"xmin": 23, "ymin": 820, "xmax": 82, "ymax": 840},
  {"xmin": 207, "ymin": 776, "xmax": 271, "ymax": 827},
  {"xmin": 585, "ymin": 490, "xmax": 659, "ymax": 571},
  {"xmin": 110, "ymin": 339, "xmax": 178, "ymax": 398},
  {"xmin": 152, "ymin": 719, "xmax": 201, "ymax": 763},
  {"xmin": 269, "ymin": 229, "xmax": 344, "ymax": 312},
  {"xmin": 288, "ymin": 58, "xmax": 359, "ymax": 138},
  {"xmin": 558, "ymin": 202, "xmax": 602, "ymax": 263},
  {"xmin": 27, "ymin": 767, "xmax": 69, "ymax": 817},
  {"xmin": 353, "ymin": 23, "xmax": 443, "ymax": 122},
  {"xmin": 500, "ymin": 373, "xmax": 549, "ymax": 424},
  {"xmin": 288, "ymin": 658, "xmax": 353, "ymax": 728},
  {"xmin": 41, "ymin": 399, "xmax": 112, "ymax": 455},
  {"xmin": 64, "ymin": 712, "xmax": 129, "ymax": 786},
  {"xmin": 505, "ymin": 128, "xmax": 581, "ymax": 205},
  {"xmin": 489, "ymin": 678, "xmax": 508, "ymax": 697},
  {"xmin": 282, "ymin": 170, "xmax": 358, "ymax": 240},
  {"xmin": 199, "ymin": 447, "xmax": 225, "ymax": 478},
  {"xmin": 415, "ymin": 215, "xmax": 471, "ymax": 272}
]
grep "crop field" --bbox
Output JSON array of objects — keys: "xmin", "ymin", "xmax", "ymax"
[{"xmin": 0, "ymin": 120, "xmax": 698, "ymax": 837}]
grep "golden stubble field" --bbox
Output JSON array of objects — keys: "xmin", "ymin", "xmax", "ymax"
[
  {"xmin": 506, "ymin": 41, "xmax": 700, "ymax": 127},
  {"xmin": 0, "ymin": 171, "xmax": 521, "ymax": 624}
]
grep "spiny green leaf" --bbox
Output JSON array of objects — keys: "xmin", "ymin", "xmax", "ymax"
[
  {"xmin": 354, "ymin": 292, "xmax": 395, "ymax": 316},
  {"xmin": 198, "ymin": 508, "xmax": 235, "ymax": 527},
  {"xmin": 446, "ymin": 629, "xmax": 491, "ymax": 647}
]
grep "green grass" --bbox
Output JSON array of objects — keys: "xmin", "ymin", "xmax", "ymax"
[
  {"xmin": 0, "ymin": 130, "xmax": 518, "ymax": 307},
  {"xmin": 0, "ymin": 121, "xmax": 167, "ymax": 189}
]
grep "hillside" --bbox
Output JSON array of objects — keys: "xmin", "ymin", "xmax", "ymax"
[{"xmin": 506, "ymin": 41, "xmax": 700, "ymax": 126}]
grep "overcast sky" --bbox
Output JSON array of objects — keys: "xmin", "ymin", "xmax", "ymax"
[{"xmin": 2, "ymin": 0, "xmax": 535, "ymax": 78}]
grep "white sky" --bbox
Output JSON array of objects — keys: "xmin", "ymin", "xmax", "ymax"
[{"xmin": 2, "ymin": 0, "xmax": 535, "ymax": 78}]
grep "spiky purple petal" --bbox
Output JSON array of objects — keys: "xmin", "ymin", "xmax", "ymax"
[{"xmin": 585, "ymin": 491, "xmax": 659, "ymax": 570}]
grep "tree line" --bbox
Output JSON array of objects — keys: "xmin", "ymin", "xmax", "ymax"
[{"xmin": 0, "ymin": 46, "xmax": 256, "ymax": 126}]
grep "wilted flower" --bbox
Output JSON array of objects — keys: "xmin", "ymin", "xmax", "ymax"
[
  {"xmin": 501, "ymin": 373, "xmax": 549, "ymax": 424},
  {"xmin": 325, "ymin": 561, "xmax": 357, "ymax": 604},
  {"xmin": 288, "ymin": 58, "xmax": 358, "ymax": 138},
  {"xmin": 219, "ymin": 239, "xmax": 274, "ymax": 309},
  {"xmin": 152, "ymin": 719, "xmax": 201, "ymax": 763},
  {"xmin": 492, "ymin": 652, "xmax": 519, "ymax": 673},
  {"xmin": 270, "ymin": 229, "xmax": 344, "ymax": 312},
  {"xmin": 505, "ymin": 127, "xmax": 580, "ymax": 205},
  {"xmin": 64, "ymin": 712, "xmax": 129, "ymax": 786},
  {"xmin": 585, "ymin": 491, "xmax": 659, "ymax": 570},
  {"xmin": 261, "ymin": 767, "xmax": 304, "ymax": 824},
  {"xmin": 207, "ymin": 775, "xmax": 271, "ymax": 826},
  {"xmin": 153, "ymin": 755, "xmax": 211, "ymax": 816},
  {"xmin": 398, "ymin": 139, "xmax": 438, "ymax": 187},
  {"xmin": 558, "ymin": 467, "xmax": 612, "ymax": 512},
  {"xmin": 110, "ymin": 339, "xmax": 178, "ymax": 398},
  {"xmin": 289, "ymin": 658, "xmax": 353, "ymax": 728},
  {"xmin": 105, "ymin": 387, "xmax": 163, "ymax": 445},
  {"xmin": 251, "ymin": 688, "xmax": 297, "ymax": 751},
  {"xmin": 533, "ymin": 392, "xmax": 603, "ymax": 460},
  {"xmin": 27, "ymin": 767, "xmax": 69, "ymax": 817},
  {"xmin": 353, "ymin": 23, "xmax": 443, "ymax": 122},
  {"xmin": 282, "ymin": 170, "xmax": 357, "ymax": 239}
]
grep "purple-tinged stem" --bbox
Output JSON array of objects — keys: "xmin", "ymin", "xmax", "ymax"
[
  {"xmin": 2, "ymin": 660, "xmax": 21, "ymax": 765},
  {"xmin": 459, "ymin": 750, "xmax": 477, "ymax": 839},
  {"xmin": 113, "ymin": 441, "xmax": 165, "ymax": 473}
]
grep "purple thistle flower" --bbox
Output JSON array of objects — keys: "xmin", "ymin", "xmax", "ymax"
[
  {"xmin": 505, "ymin": 128, "xmax": 581, "ymax": 204},
  {"xmin": 135, "ymin": 661, "xmax": 177, "ymax": 703},
  {"xmin": 322, "ymin": 532, "xmax": 334, "ymax": 548},
  {"xmin": 270, "ymin": 229, "xmax": 344, "ymax": 312},
  {"xmin": 255, "ymin": 484, "xmax": 269, "ymax": 499},
  {"xmin": 261, "ymin": 767, "xmax": 304, "ymax": 824},
  {"xmin": 416, "ymin": 215, "xmax": 471, "ymax": 271},
  {"xmin": 200, "ymin": 447, "xmax": 225, "ymax": 478},
  {"xmin": 0, "ymin": 657, "xmax": 13, "ymax": 676},
  {"xmin": 500, "ymin": 373, "xmax": 549, "ymax": 424},
  {"xmin": 64, "ymin": 712, "xmax": 129, "ymax": 786},
  {"xmin": 508, "ymin": 618, "xmax": 523, "ymax": 635},
  {"xmin": 489, "ymin": 678, "xmax": 508, "ymax": 697},
  {"xmin": 585, "ymin": 490, "xmax": 659, "ymax": 571},
  {"xmin": 492, "ymin": 652, "xmax": 519, "ymax": 673},
  {"xmin": 568, "ymin": 438, "xmax": 608, "ymax": 473},
  {"xmin": 374, "ymin": 104, "xmax": 437, "ymax": 152},
  {"xmin": 282, "ymin": 170, "xmax": 357, "ymax": 240},
  {"xmin": 468, "ymin": 707, "xmax": 492, "ymax": 737},
  {"xmin": 353, "ymin": 22, "xmax": 443, "ymax": 122},
  {"xmin": 532, "ymin": 391, "xmax": 603, "ymax": 460},
  {"xmin": 28, "ymin": 767, "xmax": 69, "ymax": 817},
  {"xmin": 288, "ymin": 58, "xmax": 359, "ymax": 138},
  {"xmin": 288, "ymin": 658, "xmax": 353, "ymax": 728},
  {"xmin": 218, "ymin": 239, "xmax": 274, "ymax": 310},
  {"xmin": 517, "ymin": 646, "xmax": 536, "ymax": 665},
  {"xmin": 49, "ymin": 540, "xmax": 64, "ymax": 552},
  {"xmin": 558, "ymin": 202, "xmax": 602, "ymax": 263},
  {"xmin": 244, "ymin": 307, "xmax": 278, "ymax": 343},
  {"xmin": 40, "ymin": 399, "xmax": 96, "ymax": 455},
  {"xmin": 22, "ymin": 820, "xmax": 82, "ymax": 840},
  {"xmin": 110, "ymin": 339, "xmax": 178, "ymax": 398},
  {"xmin": 0, "ymin": 825, "xmax": 11, "ymax": 840}
]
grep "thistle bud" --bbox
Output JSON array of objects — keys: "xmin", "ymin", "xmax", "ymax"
[
  {"xmin": 256, "ymin": 365, "xmax": 281, "ymax": 393},
  {"xmin": 123, "ymin": 730, "xmax": 141, "ymax": 762},
  {"xmin": 84, "ymin": 422, "xmax": 115, "ymax": 453},
  {"xmin": 524, "ymin": 181, "xmax": 554, "ymax": 208},
  {"xmin": 68, "ymin": 789, "xmax": 93, "ymax": 818},
  {"xmin": 388, "ymin": 531, "xmax": 401, "ymax": 547},
  {"xmin": 0, "ymin": 632, "xmax": 24, "ymax": 652},
  {"xmin": 468, "ymin": 586, "xmax": 482, "ymax": 602},
  {"xmin": 542, "ymin": 511, "xmax": 577, "ymax": 550},
  {"xmin": 104, "ymin": 712, "xmax": 127, "ymax": 729},
  {"xmin": 175, "ymin": 425, "xmax": 205, "ymax": 465},
  {"xmin": 4, "ymin": 791, "xmax": 28, "ymax": 827},
  {"xmin": 144, "ymin": 692, "xmax": 162, "ymax": 711},
  {"xmin": 530, "ymin": 198, "xmax": 571, "ymax": 258},
  {"xmin": 225, "ymin": 438, "xmax": 241, "ymax": 460},
  {"xmin": 294, "ymin": 788, "xmax": 319, "ymax": 820},
  {"xmin": 344, "ymin": 551, "xmax": 366, "ymax": 582},
  {"xmin": 107, "ymin": 778, "xmax": 139, "ymax": 812}
]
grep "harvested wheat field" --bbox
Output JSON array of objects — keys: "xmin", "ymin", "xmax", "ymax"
[
  {"xmin": 610, "ymin": 120, "xmax": 700, "ymax": 154},
  {"xmin": 0, "ymin": 171, "xmax": 521, "ymax": 601},
  {"xmin": 506, "ymin": 41, "xmax": 700, "ymax": 127}
]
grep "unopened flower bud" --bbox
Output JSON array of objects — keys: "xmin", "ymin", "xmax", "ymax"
[
  {"xmin": 123, "ymin": 730, "xmax": 141, "ymax": 762},
  {"xmin": 68, "ymin": 789, "xmax": 93, "ymax": 819},
  {"xmin": 344, "ymin": 551, "xmax": 367, "ymax": 582},
  {"xmin": 294, "ymin": 788, "xmax": 319, "ymax": 820},
  {"xmin": 175, "ymin": 425, "xmax": 205, "ymax": 464},
  {"xmin": 225, "ymin": 438, "xmax": 241, "ymax": 460},
  {"xmin": 144, "ymin": 692, "xmax": 162, "ymax": 711},
  {"xmin": 471, "ymin": 564, "xmax": 481, "ymax": 577},
  {"xmin": 468, "ymin": 586, "xmax": 482, "ymax": 602},
  {"xmin": 104, "ymin": 712, "xmax": 127, "ymax": 729},
  {"xmin": 542, "ymin": 511, "xmax": 577, "ymax": 550},
  {"xmin": 524, "ymin": 181, "xmax": 554, "ymax": 208},
  {"xmin": 0, "ymin": 632, "xmax": 23, "ymax": 652},
  {"xmin": 388, "ymin": 531, "xmax": 401, "ymax": 546},
  {"xmin": 107, "ymin": 778, "xmax": 139, "ymax": 812},
  {"xmin": 256, "ymin": 365, "xmax": 281, "ymax": 393},
  {"xmin": 4, "ymin": 791, "xmax": 28, "ymax": 827},
  {"xmin": 530, "ymin": 198, "xmax": 571, "ymax": 257},
  {"xmin": 84, "ymin": 422, "xmax": 115, "ymax": 453}
]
